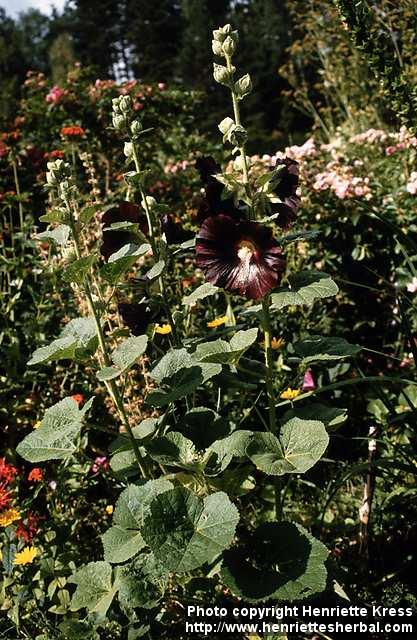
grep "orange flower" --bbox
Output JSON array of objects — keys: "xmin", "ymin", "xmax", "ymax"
[
  {"xmin": 28, "ymin": 468, "xmax": 43, "ymax": 483},
  {"xmin": 71, "ymin": 394, "xmax": 84, "ymax": 405},
  {"xmin": 60, "ymin": 126, "xmax": 85, "ymax": 138}
]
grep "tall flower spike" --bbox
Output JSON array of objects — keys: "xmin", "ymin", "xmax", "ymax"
[{"xmin": 196, "ymin": 214, "xmax": 285, "ymax": 300}]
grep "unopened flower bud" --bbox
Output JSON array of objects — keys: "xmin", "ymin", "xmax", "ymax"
[
  {"xmin": 112, "ymin": 97, "xmax": 121, "ymax": 114},
  {"xmin": 222, "ymin": 36, "xmax": 236, "ymax": 56},
  {"xmin": 46, "ymin": 171, "xmax": 57, "ymax": 186},
  {"xmin": 212, "ymin": 40, "xmax": 224, "ymax": 56},
  {"xmin": 130, "ymin": 120, "xmax": 143, "ymax": 136},
  {"xmin": 213, "ymin": 63, "xmax": 233, "ymax": 87},
  {"xmin": 112, "ymin": 114, "xmax": 127, "ymax": 130},
  {"xmin": 218, "ymin": 117, "xmax": 235, "ymax": 135},
  {"xmin": 234, "ymin": 74, "xmax": 253, "ymax": 99},
  {"xmin": 119, "ymin": 95, "xmax": 132, "ymax": 114},
  {"xmin": 142, "ymin": 195, "xmax": 156, "ymax": 210},
  {"xmin": 123, "ymin": 142, "xmax": 134, "ymax": 157},
  {"xmin": 228, "ymin": 124, "xmax": 247, "ymax": 146}
]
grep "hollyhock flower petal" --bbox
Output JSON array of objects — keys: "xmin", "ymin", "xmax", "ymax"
[
  {"xmin": 161, "ymin": 213, "xmax": 193, "ymax": 245},
  {"xmin": 118, "ymin": 303, "xmax": 153, "ymax": 336},
  {"xmin": 196, "ymin": 214, "xmax": 285, "ymax": 300}
]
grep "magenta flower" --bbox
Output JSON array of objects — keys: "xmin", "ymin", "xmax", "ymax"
[
  {"xmin": 196, "ymin": 214, "xmax": 285, "ymax": 300},
  {"xmin": 91, "ymin": 456, "xmax": 109, "ymax": 474},
  {"xmin": 45, "ymin": 85, "xmax": 65, "ymax": 105},
  {"xmin": 302, "ymin": 369, "xmax": 316, "ymax": 391}
]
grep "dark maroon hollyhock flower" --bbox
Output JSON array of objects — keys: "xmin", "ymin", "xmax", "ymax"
[
  {"xmin": 161, "ymin": 213, "xmax": 194, "ymax": 245},
  {"xmin": 196, "ymin": 214, "xmax": 285, "ymax": 300},
  {"xmin": 101, "ymin": 201, "xmax": 148, "ymax": 261},
  {"xmin": 195, "ymin": 156, "xmax": 242, "ymax": 222},
  {"xmin": 118, "ymin": 302, "xmax": 153, "ymax": 336},
  {"xmin": 269, "ymin": 158, "xmax": 300, "ymax": 230}
]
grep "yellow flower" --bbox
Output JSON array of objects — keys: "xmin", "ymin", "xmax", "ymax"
[
  {"xmin": 14, "ymin": 546, "xmax": 38, "ymax": 566},
  {"xmin": 33, "ymin": 421, "xmax": 42, "ymax": 430},
  {"xmin": 154, "ymin": 324, "xmax": 172, "ymax": 335},
  {"xmin": 207, "ymin": 315, "xmax": 228, "ymax": 328},
  {"xmin": 0, "ymin": 508, "xmax": 21, "ymax": 527},
  {"xmin": 106, "ymin": 505, "xmax": 114, "ymax": 515},
  {"xmin": 260, "ymin": 337, "xmax": 285, "ymax": 350},
  {"xmin": 280, "ymin": 387, "xmax": 301, "ymax": 400}
]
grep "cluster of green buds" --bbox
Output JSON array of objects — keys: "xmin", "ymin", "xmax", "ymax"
[
  {"xmin": 45, "ymin": 159, "xmax": 74, "ymax": 201},
  {"xmin": 212, "ymin": 25, "xmax": 252, "ymax": 100},
  {"xmin": 112, "ymin": 95, "xmax": 143, "ymax": 140},
  {"xmin": 212, "ymin": 24, "xmax": 252, "ymax": 156}
]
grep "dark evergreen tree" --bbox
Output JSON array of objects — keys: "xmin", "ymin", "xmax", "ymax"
[{"xmin": 125, "ymin": 0, "xmax": 183, "ymax": 81}]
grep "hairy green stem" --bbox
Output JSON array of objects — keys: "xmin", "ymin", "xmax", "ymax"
[
  {"xmin": 225, "ymin": 54, "xmax": 250, "ymax": 187},
  {"xmin": 65, "ymin": 197, "xmax": 148, "ymax": 477},
  {"xmin": 261, "ymin": 296, "xmax": 283, "ymax": 521},
  {"xmin": 261, "ymin": 296, "xmax": 277, "ymax": 433}
]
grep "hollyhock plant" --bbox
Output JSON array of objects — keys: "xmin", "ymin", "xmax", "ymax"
[{"xmin": 196, "ymin": 214, "xmax": 285, "ymax": 299}]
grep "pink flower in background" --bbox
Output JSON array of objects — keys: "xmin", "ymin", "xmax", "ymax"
[
  {"xmin": 302, "ymin": 369, "xmax": 316, "ymax": 391},
  {"xmin": 158, "ymin": 82, "xmax": 166, "ymax": 90},
  {"xmin": 45, "ymin": 85, "xmax": 65, "ymax": 105},
  {"xmin": 91, "ymin": 456, "xmax": 109, "ymax": 474}
]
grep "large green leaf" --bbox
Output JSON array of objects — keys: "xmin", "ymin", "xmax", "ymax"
[
  {"xmin": 102, "ymin": 479, "xmax": 172, "ymax": 564},
  {"xmin": 194, "ymin": 328, "xmax": 258, "ymax": 365},
  {"xmin": 182, "ymin": 282, "xmax": 219, "ymax": 306},
  {"xmin": 147, "ymin": 348, "xmax": 220, "ymax": 406},
  {"xmin": 97, "ymin": 335, "xmax": 148, "ymax": 381},
  {"xmin": 100, "ymin": 242, "xmax": 151, "ymax": 284},
  {"xmin": 221, "ymin": 522, "xmax": 329, "ymax": 602},
  {"xmin": 146, "ymin": 432, "xmax": 197, "ymax": 469},
  {"xmin": 247, "ymin": 418, "xmax": 329, "ymax": 475},
  {"xmin": 142, "ymin": 488, "xmax": 239, "ymax": 572},
  {"xmin": 270, "ymin": 271, "xmax": 338, "ymax": 310},
  {"xmin": 206, "ymin": 430, "xmax": 253, "ymax": 474},
  {"xmin": 293, "ymin": 335, "xmax": 361, "ymax": 365},
  {"xmin": 62, "ymin": 255, "xmax": 95, "ymax": 284},
  {"xmin": 69, "ymin": 561, "xmax": 118, "ymax": 616},
  {"xmin": 118, "ymin": 554, "xmax": 167, "ymax": 610},
  {"xmin": 37, "ymin": 224, "xmax": 70, "ymax": 246},
  {"xmin": 16, "ymin": 397, "xmax": 93, "ymax": 462},
  {"xmin": 28, "ymin": 317, "xmax": 97, "ymax": 366}
]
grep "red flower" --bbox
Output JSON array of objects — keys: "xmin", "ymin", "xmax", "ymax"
[
  {"xmin": 0, "ymin": 458, "xmax": 18, "ymax": 484},
  {"xmin": 0, "ymin": 483, "xmax": 11, "ymax": 510},
  {"xmin": 15, "ymin": 512, "xmax": 40, "ymax": 543},
  {"xmin": 196, "ymin": 214, "xmax": 286, "ymax": 300},
  {"xmin": 71, "ymin": 393, "xmax": 84, "ymax": 406},
  {"xmin": 28, "ymin": 468, "xmax": 43, "ymax": 483},
  {"xmin": 60, "ymin": 126, "xmax": 85, "ymax": 138}
]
